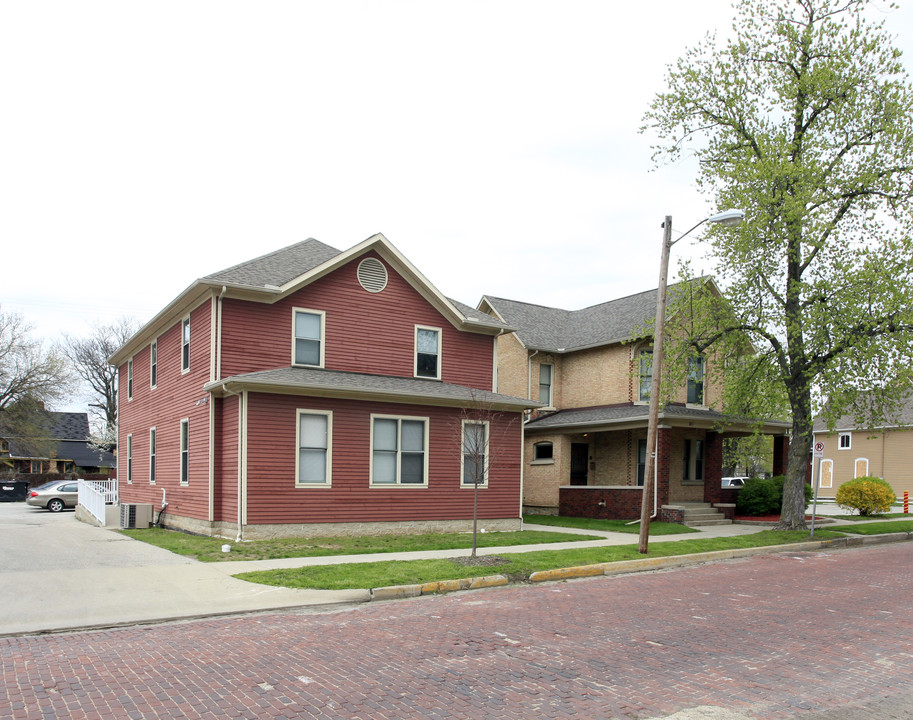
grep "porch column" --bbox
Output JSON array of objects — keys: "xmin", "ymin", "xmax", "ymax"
[
  {"xmin": 656, "ymin": 425, "xmax": 672, "ymax": 508},
  {"xmin": 703, "ymin": 431, "xmax": 723, "ymax": 504},
  {"xmin": 773, "ymin": 435, "xmax": 789, "ymax": 477}
]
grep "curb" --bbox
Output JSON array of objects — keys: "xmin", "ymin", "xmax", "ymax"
[{"xmin": 367, "ymin": 531, "xmax": 913, "ymax": 601}]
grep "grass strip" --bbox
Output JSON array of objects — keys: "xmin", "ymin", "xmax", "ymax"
[
  {"xmin": 523, "ymin": 515, "xmax": 697, "ymax": 535},
  {"xmin": 830, "ymin": 520, "xmax": 913, "ymax": 535},
  {"xmin": 822, "ymin": 512, "xmax": 911, "ymax": 522},
  {"xmin": 119, "ymin": 527, "xmax": 602, "ymax": 562},
  {"xmin": 235, "ymin": 529, "xmax": 849, "ymax": 590}
]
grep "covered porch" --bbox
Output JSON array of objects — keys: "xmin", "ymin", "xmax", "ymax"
[{"xmin": 523, "ymin": 403, "xmax": 791, "ymax": 523}]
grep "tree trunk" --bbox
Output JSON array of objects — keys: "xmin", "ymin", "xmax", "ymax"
[{"xmin": 778, "ymin": 389, "xmax": 813, "ymax": 530}]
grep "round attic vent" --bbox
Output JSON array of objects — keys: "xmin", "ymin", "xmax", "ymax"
[{"xmin": 357, "ymin": 257, "xmax": 388, "ymax": 293}]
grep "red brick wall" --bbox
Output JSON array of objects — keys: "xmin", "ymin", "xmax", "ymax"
[{"xmin": 559, "ymin": 487, "xmax": 643, "ymax": 520}]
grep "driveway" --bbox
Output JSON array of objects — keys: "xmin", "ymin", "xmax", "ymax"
[{"xmin": 0, "ymin": 503, "xmax": 365, "ymax": 636}]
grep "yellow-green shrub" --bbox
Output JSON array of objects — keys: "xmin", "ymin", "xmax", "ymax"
[{"xmin": 835, "ymin": 476, "xmax": 896, "ymax": 516}]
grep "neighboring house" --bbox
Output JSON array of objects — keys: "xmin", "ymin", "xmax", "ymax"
[
  {"xmin": 0, "ymin": 411, "xmax": 116, "ymax": 476},
  {"xmin": 812, "ymin": 393, "xmax": 913, "ymax": 500},
  {"xmin": 478, "ymin": 283, "xmax": 791, "ymax": 521},
  {"xmin": 110, "ymin": 233, "xmax": 536, "ymax": 540}
]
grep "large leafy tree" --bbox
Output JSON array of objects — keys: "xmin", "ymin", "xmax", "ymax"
[
  {"xmin": 62, "ymin": 317, "xmax": 138, "ymax": 441},
  {"xmin": 644, "ymin": 0, "xmax": 913, "ymax": 529}
]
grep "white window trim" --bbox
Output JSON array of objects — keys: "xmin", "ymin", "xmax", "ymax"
[
  {"xmin": 181, "ymin": 316, "xmax": 191, "ymax": 374},
  {"xmin": 126, "ymin": 434, "xmax": 133, "ymax": 484},
  {"xmin": 149, "ymin": 427, "xmax": 157, "ymax": 485},
  {"xmin": 369, "ymin": 413, "xmax": 430, "ymax": 488},
  {"xmin": 127, "ymin": 359, "xmax": 134, "ymax": 401},
  {"xmin": 854, "ymin": 457, "xmax": 869, "ymax": 478},
  {"xmin": 531, "ymin": 441, "xmax": 555, "ymax": 465},
  {"xmin": 179, "ymin": 418, "xmax": 189, "ymax": 486},
  {"xmin": 295, "ymin": 409, "xmax": 333, "ymax": 487},
  {"xmin": 819, "ymin": 458, "xmax": 834, "ymax": 488},
  {"xmin": 150, "ymin": 339, "xmax": 158, "ymax": 390},
  {"xmin": 838, "ymin": 432, "xmax": 852, "ymax": 450},
  {"xmin": 461, "ymin": 419, "xmax": 490, "ymax": 488},
  {"xmin": 414, "ymin": 325, "xmax": 442, "ymax": 380},
  {"xmin": 637, "ymin": 350, "xmax": 652, "ymax": 403},
  {"xmin": 291, "ymin": 308, "xmax": 327, "ymax": 368},
  {"xmin": 687, "ymin": 355, "xmax": 706, "ymax": 406}
]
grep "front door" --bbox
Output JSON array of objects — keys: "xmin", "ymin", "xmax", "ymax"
[{"xmin": 570, "ymin": 443, "xmax": 589, "ymax": 485}]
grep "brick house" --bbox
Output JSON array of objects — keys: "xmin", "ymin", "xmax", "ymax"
[
  {"xmin": 478, "ymin": 283, "xmax": 791, "ymax": 522},
  {"xmin": 812, "ymin": 392, "xmax": 913, "ymax": 501},
  {"xmin": 110, "ymin": 233, "xmax": 536, "ymax": 539}
]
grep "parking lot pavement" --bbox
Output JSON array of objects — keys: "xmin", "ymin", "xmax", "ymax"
[
  {"xmin": 0, "ymin": 503, "xmax": 365, "ymax": 636},
  {"xmin": 2, "ymin": 542, "xmax": 912, "ymax": 719}
]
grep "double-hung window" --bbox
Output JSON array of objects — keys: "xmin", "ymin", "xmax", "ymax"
[
  {"xmin": 150, "ymin": 340, "xmax": 158, "ymax": 388},
  {"xmin": 127, "ymin": 359, "xmax": 134, "ymax": 400},
  {"xmin": 127, "ymin": 434, "xmax": 133, "ymax": 484},
  {"xmin": 149, "ymin": 428, "xmax": 157, "ymax": 484},
  {"xmin": 371, "ymin": 415, "xmax": 428, "ymax": 486},
  {"xmin": 461, "ymin": 420, "xmax": 489, "ymax": 487},
  {"xmin": 293, "ymin": 309, "xmax": 325, "ymax": 367},
  {"xmin": 179, "ymin": 419, "xmax": 189, "ymax": 485},
  {"xmin": 839, "ymin": 432, "xmax": 852, "ymax": 449},
  {"xmin": 539, "ymin": 364, "xmax": 553, "ymax": 406},
  {"xmin": 181, "ymin": 317, "xmax": 191, "ymax": 372},
  {"xmin": 415, "ymin": 326, "xmax": 441, "ymax": 379},
  {"xmin": 688, "ymin": 355, "xmax": 705, "ymax": 404},
  {"xmin": 683, "ymin": 439, "xmax": 704, "ymax": 482},
  {"xmin": 296, "ymin": 410, "xmax": 332, "ymax": 486},
  {"xmin": 638, "ymin": 351, "xmax": 653, "ymax": 401}
]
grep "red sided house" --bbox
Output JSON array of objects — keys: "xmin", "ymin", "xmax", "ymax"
[{"xmin": 111, "ymin": 234, "xmax": 536, "ymax": 539}]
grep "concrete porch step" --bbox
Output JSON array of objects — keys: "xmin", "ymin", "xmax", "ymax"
[{"xmin": 676, "ymin": 502, "xmax": 732, "ymax": 528}]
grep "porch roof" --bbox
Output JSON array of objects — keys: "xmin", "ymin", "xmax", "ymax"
[
  {"xmin": 204, "ymin": 366, "xmax": 541, "ymax": 412},
  {"xmin": 524, "ymin": 403, "xmax": 792, "ymax": 435}
]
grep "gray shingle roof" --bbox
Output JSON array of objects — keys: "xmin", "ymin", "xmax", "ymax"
[
  {"xmin": 482, "ymin": 281, "xmax": 695, "ymax": 352},
  {"xmin": 203, "ymin": 238, "xmax": 343, "ymax": 288},
  {"xmin": 206, "ymin": 366, "xmax": 539, "ymax": 411},
  {"xmin": 814, "ymin": 392, "xmax": 913, "ymax": 431},
  {"xmin": 525, "ymin": 403, "xmax": 790, "ymax": 433}
]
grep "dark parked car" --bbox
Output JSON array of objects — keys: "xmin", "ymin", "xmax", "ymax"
[{"xmin": 26, "ymin": 480, "xmax": 79, "ymax": 512}]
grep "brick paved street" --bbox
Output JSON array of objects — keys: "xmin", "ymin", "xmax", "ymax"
[{"xmin": 2, "ymin": 542, "xmax": 912, "ymax": 720}]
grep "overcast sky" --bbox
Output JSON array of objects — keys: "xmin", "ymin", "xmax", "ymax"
[{"xmin": 3, "ymin": 1, "xmax": 912, "ymax": 412}]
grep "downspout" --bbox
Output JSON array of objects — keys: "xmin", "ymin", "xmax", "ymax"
[{"xmin": 220, "ymin": 381, "xmax": 245, "ymax": 543}]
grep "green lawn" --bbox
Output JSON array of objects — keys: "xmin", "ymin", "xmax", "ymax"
[
  {"xmin": 824, "ymin": 512, "xmax": 912, "ymax": 521},
  {"xmin": 235, "ymin": 529, "xmax": 848, "ymax": 590},
  {"xmin": 831, "ymin": 520, "xmax": 913, "ymax": 534},
  {"xmin": 119, "ymin": 526, "xmax": 602, "ymax": 562},
  {"xmin": 523, "ymin": 514, "xmax": 698, "ymax": 535}
]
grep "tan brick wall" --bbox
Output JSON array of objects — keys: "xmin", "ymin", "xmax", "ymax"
[
  {"xmin": 495, "ymin": 333, "xmax": 530, "ymax": 399},
  {"xmin": 559, "ymin": 345, "xmax": 633, "ymax": 407},
  {"xmin": 524, "ymin": 434, "xmax": 571, "ymax": 510}
]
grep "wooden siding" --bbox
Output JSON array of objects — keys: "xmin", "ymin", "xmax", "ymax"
[
  {"xmin": 243, "ymin": 392, "xmax": 522, "ymax": 525},
  {"xmin": 117, "ymin": 300, "xmax": 213, "ymax": 520},
  {"xmin": 219, "ymin": 251, "xmax": 495, "ymax": 389},
  {"xmin": 814, "ymin": 428, "xmax": 913, "ymax": 498},
  {"xmin": 213, "ymin": 395, "xmax": 239, "ymax": 522}
]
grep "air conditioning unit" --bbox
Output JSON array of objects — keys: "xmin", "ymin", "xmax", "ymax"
[{"xmin": 120, "ymin": 503, "xmax": 153, "ymax": 529}]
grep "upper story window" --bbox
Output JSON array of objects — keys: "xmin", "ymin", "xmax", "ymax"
[
  {"xmin": 462, "ymin": 420, "xmax": 489, "ymax": 487},
  {"xmin": 638, "ymin": 351, "xmax": 653, "ymax": 402},
  {"xmin": 293, "ymin": 309, "xmax": 325, "ymax": 368},
  {"xmin": 539, "ymin": 364, "xmax": 553, "ymax": 406},
  {"xmin": 838, "ymin": 432, "xmax": 852, "ymax": 450},
  {"xmin": 181, "ymin": 317, "xmax": 191, "ymax": 373},
  {"xmin": 415, "ymin": 326, "xmax": 441, "ymax": 379},
  {"xmin": 127, "ymin": 359, "xmax": 134, "ymax": 400},
  {"xmin": 150, "ymin": 340, "xmax": 158, "ymax": 388},
  {"xmin": 0, "ymin": 439, "xmax": 9, "ymax": 455},
  {"xmin": 371, "ymin": 415, "xmax": 428, "ymax": 486},
  {"xmin": 688, "ymin": 355, "xmax": 705, "ymax": 405},
  {"xmin": 296, "ymin": 410, "xmax": 332, "ymax": 486}
]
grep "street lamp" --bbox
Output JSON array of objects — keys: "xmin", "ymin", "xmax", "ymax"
[{"xmin": 637, "ymin": 209, "xmax": 745, "ymax": 554}]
